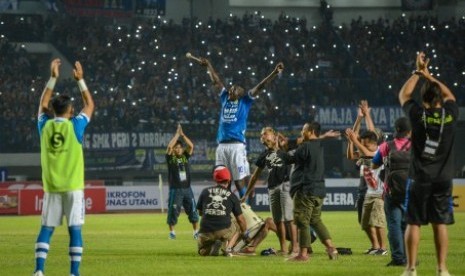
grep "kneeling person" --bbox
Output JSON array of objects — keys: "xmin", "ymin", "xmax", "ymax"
[{"xmin": 197, "ymin": 166, "xmax": 247, "ymax": 256}]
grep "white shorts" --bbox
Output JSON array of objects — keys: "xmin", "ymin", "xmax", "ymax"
[
  {"xmin": 41, "ymin": 190, "xmax": 85, "ymax": 227},
  {"xmin": 215, "ymin": 143, "xmax": 250, "ymax": 181}
]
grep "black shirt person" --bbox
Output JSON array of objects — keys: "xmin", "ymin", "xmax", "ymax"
[{"xmin": 398, "ymin": 52, "xmax": 458, "ymax": 276}]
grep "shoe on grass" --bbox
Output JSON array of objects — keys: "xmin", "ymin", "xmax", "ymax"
[
  {"xmin": 401, "ymin": 268, "xmax": 417, "ymax": 276},
  {"xmin": 387, "ymin": 260, "xmax": 406, "ymax": 266},
  {"xmin": 375, "ymin": 248, "xmax": 388, "ymax": 256},
  {"xmin": 326, "ymin": 247, "xmax": 338, "ymax": 260},
  {"xmin": 364, "ymin": 247, "xmax": 379, "ymax": 255},
  {"xmin": 437, "ymin": 270, "xmax": 451, "ymax": 276}
]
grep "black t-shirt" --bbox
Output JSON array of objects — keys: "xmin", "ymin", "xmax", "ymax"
[
  {"xmin": 166, "ymin": 151, "xmax": 191, "ymax": 188},
  {"xmin": 196, "ymin": 185, "xmax": 242, "ymax": 233},
  {"xmin": 403, "ymin": 99, "xmax": 459, "ymax": 182},
  {"xmin": 290, "ymin": 140, "xmax": 325, "ymax": 198},
  {"xmin": 255, "ymin": 149, "xmax": 292, "ymax": 189}
]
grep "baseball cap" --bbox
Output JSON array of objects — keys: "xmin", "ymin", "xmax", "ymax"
[
  {"xmin": 213, "ymin": 166, "xmax": 231, "ymax": 183},
  {"xmin": 394, "ymin": 117, "xmax": 411, "ymax": 138}
]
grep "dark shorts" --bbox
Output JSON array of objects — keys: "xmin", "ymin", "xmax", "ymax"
[
  {"xmin": 167, "ymin": 187, "xmax": 199, "ymax": 226},
  {"xmin": 405, "ymin": 179, "xmax": 454, "ymax": 225}
]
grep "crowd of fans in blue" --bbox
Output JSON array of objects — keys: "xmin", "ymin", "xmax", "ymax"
[{"xmin": 1, "ymin": 12, "xmax": 464, "ymax": 152}]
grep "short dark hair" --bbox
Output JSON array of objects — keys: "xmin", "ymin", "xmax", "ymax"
[
  {"xmin": 394, "ymin": 117, "xmax": 411, "ymax": 138},
  {"xmin": 51, "ymin": 95, "xmax": 72, "ymax": 116},
  {"xmin": 421, "ymin": 80, "xmax": 442, "ymax": 107},
  {"xmin": 174, "ymin": 140, "xmax": 184, "ymax": 147},
  {"xmin": 359, "ymin": 130, "xmax": 378, "ymax": 143},
  {"xmin": 306, "ymin": 121, "xmax": 321, "ymax": 137}
]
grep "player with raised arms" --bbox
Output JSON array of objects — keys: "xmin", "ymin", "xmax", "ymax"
[
  {"xmin": 190, "ymin": 52, "xmax": 284, "ymax": 199},
  {"xmin": 33, "ymin": 59, "xmax": 94, "ymax": 276}
]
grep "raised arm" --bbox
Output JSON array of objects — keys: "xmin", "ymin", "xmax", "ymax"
[
  {"xmin": 178, "ymin": 124, "xmax": 194, "ymax": 155},
  {"xmin": 73, "ymin": 61, "xmax": 95, "ymax": 119},
  {"xmin": 38, "ymin": 58, "xmax": 61, "ymax": 116},
  {"xmin": 199, "ymin": 58, "xmax": 224, "ymax": 93},
  {"xmin": 360, "ymin": 100, "xmax": 375, "ymax": 131},
  {"xmin": 320, "ymin": 130, "xmax": 341, "ymax": 139},
  {"xmin": 399, "ymin": 52, "xmax": 429, "ymax": 106},
  {"xmin": 346, "ymin": 128, "xmax": 375, "ymax": 157},
  {"xmin": 345, "ymin": 128, "xmax": 359, "ymax": 160},
  {"xmin": 166, "ymin": 124, "xmax": 181, "ymax": 155},
  {"xmin": 249, "ymin": 62, "xmax": 284, "ymax": 97}
]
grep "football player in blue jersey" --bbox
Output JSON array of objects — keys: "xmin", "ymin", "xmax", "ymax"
[{"xmin": 195, "ymin": 57, "xmax": 284, "ymax": 198}]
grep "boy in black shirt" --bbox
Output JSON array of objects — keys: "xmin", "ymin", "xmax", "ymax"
[{"xmin": 166, "ymin": 124, "xmax": 199, "ymax": 240}]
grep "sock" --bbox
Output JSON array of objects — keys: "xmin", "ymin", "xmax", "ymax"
[
  {"xmin": 35, "ymin": 226, "xmax": 55, "ymax": 273},
  {"xmin": 68, "ymin": 226, "xmax": 83, "ymax": 276},
  {"xmin": 239, "ymin": 187, "xmax": 247, "ymax": 198}
]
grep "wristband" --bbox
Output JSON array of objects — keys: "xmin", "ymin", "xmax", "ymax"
[
  {"xmin": 46, "ymin": 77, "xmax": 57, "ymax": 90},
  {"xmin": 77, "ymin": 79, "xmax": 88, "ymax": 92}
]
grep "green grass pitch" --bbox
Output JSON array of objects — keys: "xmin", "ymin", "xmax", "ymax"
[{"xmin": 1, "ymin": 211, "xmax": 464, "ymax": 276}]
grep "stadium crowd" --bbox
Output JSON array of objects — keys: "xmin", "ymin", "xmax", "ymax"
[{"xmin": 1, "ymin": 12, "xmax": 464, "ymax": 152}]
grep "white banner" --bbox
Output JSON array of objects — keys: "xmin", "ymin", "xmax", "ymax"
[{"xmin": 106, "ymin": 186, "xmax": 162, "ymax": 210}]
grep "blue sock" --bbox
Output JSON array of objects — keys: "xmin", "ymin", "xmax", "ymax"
[
  {"xmin": 239, "ymin": 187, "xmax": 247, "ymax": 198},
  {"xmin": 35, "ymin": 226, "xmax": 54, "ymax": 273},
  {"xmin": 68, "ymin": 226, "xmax": 83, "ymax": 276}
]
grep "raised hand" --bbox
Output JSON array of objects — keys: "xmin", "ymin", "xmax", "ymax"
[
  {"xmin": 359, "ymin": 100, "xmax": 370, "ymax": 117},
  {"xmin": 50, "ymin": 58, "xmax": 61, "ymax": 78},
  {"xmin": 274, "ymin": 62, "xmax": 284, "ymax": 74},
  {"xmin": 199, "ymin": 57, "xmax": 209, "ymax": 67},
  {"xmin": 415, "ymin": 51, "xmax": 430, "ymax": 72},
  {"xmin": 345, "ymin": 128, "xmax": 357, "ymax": 141},
  {"xmin": 73, "ymin": 61, "xmax": 84, "ymax": 80},
  {"xmin": 177, "ymin": 123, "xmax": 184, "ymax": 136}
]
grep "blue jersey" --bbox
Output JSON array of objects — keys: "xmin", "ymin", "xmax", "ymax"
[
  {"xmin": 38, "ymin": 113, "xmax": 89, "ymax": 144},
  {"xmin": 216, "ymin": 87, "xmax": 254, "ymax": 143}
]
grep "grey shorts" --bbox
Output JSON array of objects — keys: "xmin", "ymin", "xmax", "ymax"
[{"xmin": 269, "ymin": 181, "xmax": 294, "ymax": 222}]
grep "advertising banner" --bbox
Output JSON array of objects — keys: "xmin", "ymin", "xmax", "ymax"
[
  {"xmin": 17, "ymin": 188, "xmax": 106, "ymax": 215},
  {"xmin": 315, "ymin": 106, "xmax": 404, "ymax": 130},
  {"xmin": 248, "ymin": 186, "xmax": 358, "ymax": 212},
  {"xmin": 63, "ymin": 0, "xmax": 133, "ymax": 17},
  {"xmin": 0, "ymin": 189, "xmax": 19, "ymax": 214},
  {"xmin": 106, "ymin": 186, "xmax": 162, "ymax": 210},
  {"xmin": 0, "ymin": 180, "xmax": 104, "ymax": 190}
]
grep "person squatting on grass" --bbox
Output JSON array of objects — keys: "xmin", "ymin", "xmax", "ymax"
[
  {"xmin": 33, "ymin": 59, "xmax": 95, "ymax": 276},
  {"xmin": 196, "ymin": 166, "xmax": 248, "ymax": 256},
  {"xmin": 194, "ymin": 56, "xmax": 284, "ymax": 199},
  {"xmin": 165, "ymin": 123, "xmax": 199, "ymax": 240},
  {"xmin": 288, "ymin": 121, "xmax": 340, "ymax": 262},
  {"xmin": 398, "ymin": 52, "xmax": 458, "ymax": 276}
]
